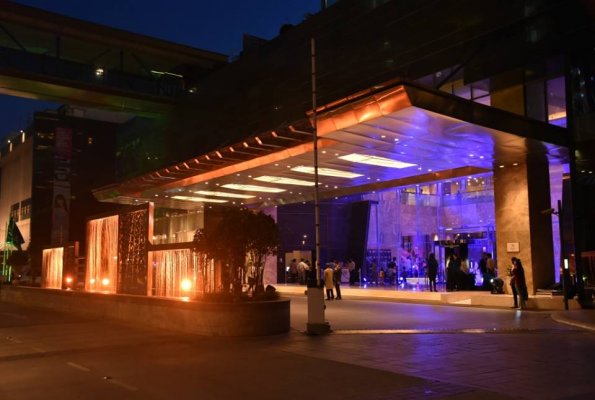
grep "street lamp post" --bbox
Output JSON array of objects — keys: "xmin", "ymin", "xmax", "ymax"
[{"xmin": 305, "ymin": 37, "xmax": 330, "ymax": 335}]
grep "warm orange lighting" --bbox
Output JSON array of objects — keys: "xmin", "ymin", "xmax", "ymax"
[
  {"xmin": 216, "ymin": 151, "xmax": 223, "ymax": 158},
  {"xmin": 102, "ymin": 278, "xmax": 110, "ymax": 286},
  {"xmin": 90, "ymin": 278, "xmax": 96, "ymax": 284},
  {"xmin": 255, "ymin": 137, "xmax": 263, "ymax": 145},
  {"xmin": 66, "ymin": 277, "xmax": 73, "ymax": 284},
  {"xmin": 181, "ymin": 279, "xmax": 192, "ymax": 291},
  {"xmin": 183, "ymin": 162, "xmax": 190, "ymax": 169}
]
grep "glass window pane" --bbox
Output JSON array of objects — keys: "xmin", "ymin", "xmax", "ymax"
[
  {"xmin": 526, "ymin": 81, "xmax": 546, "ymax": 122},
  {"xmin": 547, "ymin": 76, "xmax": 567, "ymax": 127},
  {"xmin": 474, "ymin": 96, "xmax": 491, "ymax": 106}
]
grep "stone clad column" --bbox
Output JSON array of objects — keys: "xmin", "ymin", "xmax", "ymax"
[{"xmin": 493, "ymin": 158, "xmax": 555, "ymax": 294}]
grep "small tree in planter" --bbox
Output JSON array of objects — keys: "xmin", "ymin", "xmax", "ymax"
[{"xmin": 193, "ymin": 207, "xmax": 280, "ymax": 300}]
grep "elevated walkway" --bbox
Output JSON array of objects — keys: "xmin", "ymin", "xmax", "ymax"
[{"xmin": 275, "ymin": 284, "xmax": 581, "ymax": 311}]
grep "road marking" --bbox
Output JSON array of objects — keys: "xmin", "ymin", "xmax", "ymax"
[
  {"xmin": 3, "ymin": 313, "xmax": 26, "ymax": 319},
  {"xmin": 109, "ymin": 379, "xmax": 138, "ymax": 391},
  {"xmin": 67, "ymin": 362, "xmax": 90, "ymax": 372}
]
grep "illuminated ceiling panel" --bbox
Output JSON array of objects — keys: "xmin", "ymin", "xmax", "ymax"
[
  {"xmin": 291, "ymin": 166, "xmax": 364, "ymax": 179},
  {"xmin": 339, "ymin": 153, "xmax": 417, "ymax": 169},
  {"xmin": 253, "ymin": 176, "xmax": 315, "ymax": 186},
  {"xmin": 194, "ymin": 190, "xmax": 255, "ymax": 199},
  {"xmin": 221, "ymin": 184, "xmax": 286, "ymax": 193},
  {"xmin": 171, "ymin": 195, "xmax": 228, "ymax": 203}
]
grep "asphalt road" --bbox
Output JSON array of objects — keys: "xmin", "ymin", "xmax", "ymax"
[{"xmin": 1, "ymin": 299, "xmax": 594, "ymax": 400}]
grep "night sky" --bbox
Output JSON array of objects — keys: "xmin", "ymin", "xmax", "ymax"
[{"xmin": 0, "ymin": 0, "xmax": 321, "ymax": 140}]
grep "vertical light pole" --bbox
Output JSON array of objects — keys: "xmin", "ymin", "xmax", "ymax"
[
  {"xmin": 311, "ymin": 37, "xmax": 321, "ymax": 288},
  {"xmin": 306, "ymin": 37, "xmax": 330, "ymax": 335}
]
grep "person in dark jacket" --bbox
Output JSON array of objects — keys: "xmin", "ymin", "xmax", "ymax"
[
  {"xmin": 333, "ymin": 261, "xmax": 342, "ymax": 300},
  {"xmin": 509, "ymin": 257, "xmax": 519, "ymax": 308},
  {"xmin": 428, "ymin": 253, "xmax": 438, "ymax": 292},
  {"xmin": 512, "ymin": 258, "xmax": 528, "ymax": 310}
]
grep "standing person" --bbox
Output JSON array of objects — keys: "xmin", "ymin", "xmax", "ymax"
[
  {"xmin": 289, "ymin": 259, "xmax": 298, "ymax": 283},
  {"xmin": 333, "ymin": 261, "xmax": 342, "ymax": 300},
  {"xmin": 305, "ymin": 260, "xmax": 312, "ymax": 283},
  {"xmin": 508, "ymin": 257, "xmax": 519, "ymax": 308},
  {"xmin": 348, "ymin": 258, "xmax": 356, "ymax": 285},
  {"xmin": 297, "ymin": 259, "xmax": 306, "ymax": 285},
  {"xmin": 447, "ymin": 255, "xmax": 457, "ymax": 291},
  {"xmin": 388, "ymin": 257, "xmax": 397, "ymax": 285},
  {"xmin": 512, "ymin": 258, "xmax": 528, "ymax": 310},
  {"xmin": 428, "ymin": 253, "xmax": 438, "ymax": 292},
  {"xmin": 459, "ymin": 257, "xmax": 469, "ymax": 290},
  {"xmin": 400, "ymin": 257, "xmax": 408, "ymax": 286},
  {"xmin": 379, "ymin": 268, "xmax": 385, "ymax": 286},
  {"xmin": 486, "ymin": 253, "xmax": 496, "ymax": 279},
  {"xmin": 324, "ymin": 263, "xmax": 334, "ymax": 300},
  {"xmin": 247, "ymin": 262, "xmax": 256, "ymax": 293},
  {"xmin": 479, "ymin": 252, "xmax": 488, "ymax": 290},
  {"xmin": 371, "ymin": 258, "xmax": 378, "ymax": 285}
]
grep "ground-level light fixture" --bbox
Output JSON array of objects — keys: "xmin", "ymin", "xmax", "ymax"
[
  {"xmin": 339, "ymin": 153, "xmax": 416, "ymax": 169},
  {"xmin": 181, "ymin": 279, "xmax": 192, "ymax": 291},
  {"xmin": 102, "ymin": 278, "xmax": 109, "ymax": 286},
  {"xmin": 90, "ymin": 278, "xmax": 96, "ymax": 284},
  {"xmin": 291, "ymin": 166, "xmax": 363, "ymax": 179},
  {"xmin": 222, "ymin": 184, "xmax": 285, "ymax": 193}
]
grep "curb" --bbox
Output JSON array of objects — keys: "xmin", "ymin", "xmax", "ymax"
[{"xmin": 551, "ymin": 312, "xmax": 595, "ymax": 332}]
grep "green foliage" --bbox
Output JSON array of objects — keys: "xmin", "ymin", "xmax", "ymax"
[{"xmin": 193, "ymin": 207, "xmax": 280, "ymax": 296}]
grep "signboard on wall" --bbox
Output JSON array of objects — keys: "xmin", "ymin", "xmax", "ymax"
[
  {"xmin": 506, "ymin": 242, "xmax": 520, "ymax": 252},
  {"xmin": 51, "ymin": 127, "xmax": 72, "ymax": 244}
]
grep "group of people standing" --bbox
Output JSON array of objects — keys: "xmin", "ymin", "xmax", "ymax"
[
  {"xmin": 323, "ymin": 261, "xmax": 343, "ymax": 300},
  {"xmin": 289, "ymin": 259, "xmax": 313, "ymax": 285},
  {"xmin": 445, "ymin": 253, "xmax": 472, "ymax": 291}
]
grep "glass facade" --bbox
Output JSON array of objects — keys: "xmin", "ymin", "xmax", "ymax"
[{"xmin": 363, "ymin": 173, "xmax": 496, "ymax": 285}]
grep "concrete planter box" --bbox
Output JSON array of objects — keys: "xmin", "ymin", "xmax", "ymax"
[{"xmin": 0, "ymin": 286, "xmax": 290, "ymax": 336}]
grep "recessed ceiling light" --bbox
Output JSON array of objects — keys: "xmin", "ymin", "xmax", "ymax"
[
  {"xmin": 394, "ymin": 138, "xmax": 399, "ymax": 142},
  {"xmin": 291, "ymin": 166, "xmax": 363, "ymax": 179},
  {"xmin": 339, "ymin": 154, "xmax": 416, "ymax": 169},
  {"xmin": 381, "ymin": 135, "xmax": 386, "ymax": 138},
  {"xmin": 480, "ymin": 156, "xmax": 485, "ymax": 159},
  {"xmin": 171, "ymin": 195, "xmax": 228, "ymax": 203},
  {"xmin": 194, "ymin": 191, "xmax": 256, "ymax": 199},
  {"xmin": 513, "ymin": 163, "xmax": 518, "ymax": 166},
  {"xmin": 500, "ymin": 165, "xmax": 505, "ymax": 168},
  {"xmin": 254, "ymin": 176, "xmax": 315, "ymax": 186},
  {"xmin": 222, "ymin": 184, "xmax": 285, "ymax": 193}
]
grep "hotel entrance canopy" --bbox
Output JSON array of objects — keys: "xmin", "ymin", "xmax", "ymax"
[{"xmin": 93, "ymin": 81, "xmax": 569, "ymax": 209}]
